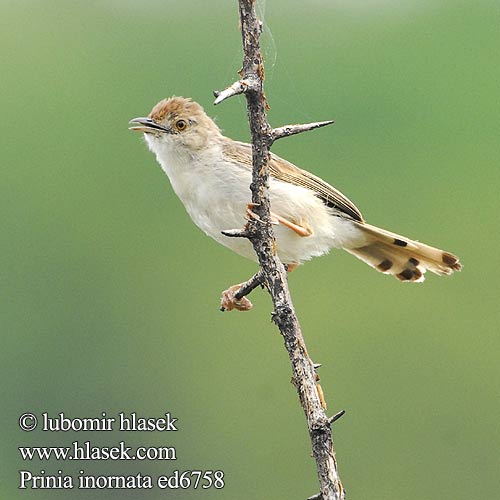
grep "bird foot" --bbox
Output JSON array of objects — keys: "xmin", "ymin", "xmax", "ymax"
[
  {"xmin": 245, "ymin": 203, "xmax": 279, "ymax": 225},
  {"xmin": 245, "ymin": 203, "xmax": 262, "ymax": 223},
  {"xmin": 220, "ymin": 284, "xmax": 253, "ymax": 312}
]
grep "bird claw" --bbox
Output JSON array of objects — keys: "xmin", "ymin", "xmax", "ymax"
[
  {"xmin": 220, "ymin": 284, "xmax": 253, "ymax": 312},
  {"xmin": 245, "ymin": 203, "xmax": 277, "ymax": 225},
  {"xmin": 245, "ymin": 205, "xmax": 262, "ymax": 222}
]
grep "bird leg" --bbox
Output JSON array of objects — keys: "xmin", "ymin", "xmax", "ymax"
[
  {"xmin": 271, "ymin": 213, "xmax": 313, "ymax": 237},
  {"xmin": 245, "ymin": 203, "xmax": 312, "ymax": 237},
  {"xmin": 220, "ymin": 206, "xmax": 304, "ymax": 311}
]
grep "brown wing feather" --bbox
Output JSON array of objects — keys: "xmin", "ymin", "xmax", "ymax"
[{"xmin": 223, "ymin": 140, "xmax": 364, "ymax": 222}]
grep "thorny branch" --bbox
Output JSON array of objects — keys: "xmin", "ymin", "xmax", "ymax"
[{"xmin": 214, "ymin": 1, "xmax": 345, "ymax": 499}]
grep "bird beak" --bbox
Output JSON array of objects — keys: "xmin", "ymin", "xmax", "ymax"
[{"xmin": 128, "ymin": 117, "xmax": 170, "ymax": 134}]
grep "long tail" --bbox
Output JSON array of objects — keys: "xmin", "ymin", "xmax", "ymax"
[{"xmin": 346, "ymin": 222, "xmax": 462, "ymax": 282}]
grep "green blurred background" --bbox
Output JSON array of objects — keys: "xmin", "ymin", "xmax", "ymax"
[{"xmin": 1, "ymin": 0, "xmax": 499, "ymax": 498}]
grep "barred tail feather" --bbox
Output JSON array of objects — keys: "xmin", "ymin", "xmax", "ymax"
[{"xmin": 346, "ymin": 222, "xmax": 462, "ymax": 282}]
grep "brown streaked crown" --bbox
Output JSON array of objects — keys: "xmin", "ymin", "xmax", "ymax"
[
  {"xmin": 149, "ymin": 96, "xmax": 203, "ymax": 122},
  {"xmin": 147, "ymin": 97, "xmax": 223, "ymax": 145}
]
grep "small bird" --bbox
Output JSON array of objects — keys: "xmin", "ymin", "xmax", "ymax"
[{"xmin": 130, "ymin": 97, "xmax": 461, "ymax": 282}]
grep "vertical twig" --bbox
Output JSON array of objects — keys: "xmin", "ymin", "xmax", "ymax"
[{"xmin": 215, "ymin": 2, "xmax": 345, "ymax": 498}]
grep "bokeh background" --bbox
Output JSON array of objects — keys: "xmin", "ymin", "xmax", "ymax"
[{"xmin": 2, "ymin": 0, "xmax": 499, "ymax": 499}]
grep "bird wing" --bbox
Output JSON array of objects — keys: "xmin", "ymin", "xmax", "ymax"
[{"xmin": 223, "ymin": 140, "xmax": 364, "ymax": 222}]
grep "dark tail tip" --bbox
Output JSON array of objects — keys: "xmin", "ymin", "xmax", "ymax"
[{"xmin": 442, "ymin": 252, "xmax": 462, "ymax": 271}]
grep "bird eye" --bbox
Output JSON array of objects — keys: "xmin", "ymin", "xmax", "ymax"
[{"xmin": 175, "ymin": 119, "xmax": 187, "ymax": 131}]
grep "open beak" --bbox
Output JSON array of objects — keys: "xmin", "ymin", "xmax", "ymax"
[{"xmin": 128, "ymin": 117, "xmax": 170, "ymax": 134}]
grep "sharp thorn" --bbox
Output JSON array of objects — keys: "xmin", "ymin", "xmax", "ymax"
[
  {"xmin": 328, "ymin": 409, "xmax": 346, "ymax": 425},
  {"xmin": 307, "ymin": 493, "xmax": 322, "ymax": 500},
  {"xmin": 221, "ymin": 229, "xmax": 247, "ymax": 238}
]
